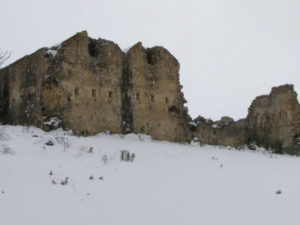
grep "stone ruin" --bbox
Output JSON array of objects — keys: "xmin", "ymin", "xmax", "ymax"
[
  {"xmin": 0, "ymin": 31, "xmax": 189, "ymax": 142},
  {"xmin": 191, "ymin": 84, "xmax": 300, "ymax": 154},
  {"xmin": 0, "ymin": 31, "xmax": 300, "ymax": 154}
]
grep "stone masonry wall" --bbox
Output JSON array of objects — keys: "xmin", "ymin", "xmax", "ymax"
[
  {"xmin": 0, "ymin": 31, "xmax": 124, "ymax": 135},
  {"xmin": 0, "ymin": 31, "xmax": 189, "ymax": 141},
  {"xmin": 0, "ymin": 31, "xmax": 300, "ymax": 154},
  {"xmin": 191, "ymin": 84, "xmax": 300, "ymax": 154},
  {"xmin": 42, "ymin": 31, "xmax": 124, "ymax": 135},
  {"xmin": 126, "ymin": 43, "xmax": 190, "ymax": 142},
  {"xmin": 191, "ymin": 116, "xmax": 247, "ymax": 147},
  {"xmin": 246, "ymin": 84, "xmax": 300, "ymax": 154},
  {"xmin": 1, "ymin": 48, "xmax": 47, "ymax": 127}
]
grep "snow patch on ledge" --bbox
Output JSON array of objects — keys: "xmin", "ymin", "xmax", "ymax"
[{"xmin": 45, "ymin": 49, "xmax": 57, "ymax": 58}]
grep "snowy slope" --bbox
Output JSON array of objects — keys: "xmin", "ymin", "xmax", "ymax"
[{"xmin": 0, "ymin": 125, "xmax": 300, "ymax": 225}]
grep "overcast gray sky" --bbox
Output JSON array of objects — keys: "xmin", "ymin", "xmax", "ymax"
[{"xmin": 1, "ymin": 0, "xmax": 299, "ymax": 120}]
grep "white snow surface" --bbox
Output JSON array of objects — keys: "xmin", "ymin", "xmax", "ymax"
[
  {"xmin": 212, "ymin": 124, "xmax": 218, "ymax": 128},
  {"xmin": 43, "ymin": 117, "xmax": 62, "ymax": 128},
  {"xmin": 45, "ymin": 49, "xmax": 57, "ymax": 58},
  {"xmin": 0, "ymin": 125, "xmax": 300, "ymax": 225}
]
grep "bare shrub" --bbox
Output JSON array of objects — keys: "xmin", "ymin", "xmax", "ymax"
[
  {"xmin": 55, "ymin": 136, "xmax": 71, "ymax": 151},
  {"xmin": 120, "ymin": 150, "xmax": 135, "ymax": 162},
  {"xmin": 0, "ymin": 128, "xmax": 10, "ymax": 141},
  {"xmin": 0, "ymin": 144, "xmax": 14, "ymax": 155},
  {"xmin": 102, "ymin": 154, "xmax": 108, "ymax": 164}
]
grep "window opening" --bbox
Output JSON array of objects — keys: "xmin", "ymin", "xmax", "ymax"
[
  {"xmin": 75, "ymin": 87, "xmax": 79, "ymax": 96},
  {"xmin": 92, "ymin": 89, "xmax": 96, "ymax": 97},
  {"xmin": 150, "ymin": 95, "xmax": 155, "ymax": 103}
]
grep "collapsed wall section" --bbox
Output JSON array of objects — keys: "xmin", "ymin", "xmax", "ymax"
[{"xmin": 191, "ymin": 116, "xmax": 247, "ymax": 147}]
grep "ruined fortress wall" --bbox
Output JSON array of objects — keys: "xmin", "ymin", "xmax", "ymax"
[
  {"xmin": 191, "ymin": 116, "xmax": 247, "ymax": 146},
  {"xmin": 126, "ymin": 43, "xmax": 189, "ymax": 142},
  {"xmin": 246, "ymin": 84, "xmax": 300, "ymax": 153},
  {"xmin": 1, "ymin": 31, "xmax": 300, "ymax": 154},
  {"xmin": 41, "ymin": 31, "xmax": 124, "ymax": 135},
  {"xmin": 191, "ymin": 84, "xmax": 300, "ymax": 153},
  {"xmin": 0, "ymin": 48, "xmax": 47, "ymax": 127},
  {"xmin": 0, "ymin": 31, "xmax": 189, "ymax": 141},
  {"xmin": 0, "ymin": 31, "xmax": 124, "ymax": 135}
]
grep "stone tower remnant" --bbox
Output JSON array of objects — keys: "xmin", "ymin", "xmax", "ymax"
[{"xmin": 246, "ymin": 84, "xmax": 300, "ymax": 154}]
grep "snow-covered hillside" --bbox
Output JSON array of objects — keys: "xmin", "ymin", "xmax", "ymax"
[{"xmin": 0, "ymin": 125, "xmax": 300, "ymax": 225}]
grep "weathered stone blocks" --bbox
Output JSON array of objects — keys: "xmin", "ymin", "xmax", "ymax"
[
  {"xmin": 0, "ymin": 31, "xmax": 189, "ymax": 142},
  {"xmin": 1, "ymin": 31, "xmax": 300, "ymax": 154},
  {"xmin": 246, "ymin": 84, "xmax": 300, "ymax": 154}
]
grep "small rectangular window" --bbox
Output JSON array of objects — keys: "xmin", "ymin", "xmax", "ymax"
[
  {"xmin": 108, "ymin": 91, "xmax": 113, "ymax": 98},
  {"xmin": 75, "ymin": 87, "xmax": 79, "ymax": 96},
  {"xmin": 150, "ymin": 95, "xmax": 155, "ymax": 103},
  {"xmin": 92, "ymin": 89, "xmax": 96, "ymax": 97},
  {"xmin": 165, "ymin": 97, "xmax": 169, "ymax": 104},
  {"xmin": 136, "ymin": 93, "xmax": 140, "ymax": 100}
]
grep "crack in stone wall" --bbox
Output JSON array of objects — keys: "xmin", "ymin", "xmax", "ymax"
[{"xmin": 121, "ymin": 53, "xmax": 133, "ymax": 134}]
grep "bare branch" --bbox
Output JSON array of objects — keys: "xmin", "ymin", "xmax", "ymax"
[{"xmin": 0, "ymin": 50, "xmax": 11, "ymax": 67}]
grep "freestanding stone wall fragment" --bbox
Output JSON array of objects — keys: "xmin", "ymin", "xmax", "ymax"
[
  {"xmin": 125, "ymin": 43, "xmax": 190, "ymax": 142},
  {"xmin": 246, "ymin": 84, "xmax": 300, "ymax": 154}
]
